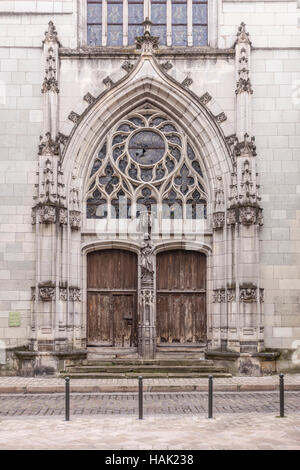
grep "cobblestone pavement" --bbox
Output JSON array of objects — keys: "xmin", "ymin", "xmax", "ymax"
[
  {"xmin": 0, "ymin": 391, "xmax": 299, "ymax": 417},
  {"xmin": 0, "ymin": 414, "xmax": 299, "ymax": 449}
]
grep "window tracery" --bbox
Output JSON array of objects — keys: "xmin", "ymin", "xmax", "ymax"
[{"xmin": 86, "ymin": 104, "xmax": 207, "ymax": 220}]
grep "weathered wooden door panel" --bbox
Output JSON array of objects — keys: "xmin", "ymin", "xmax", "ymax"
[
  {"xmin": 112, "ymin": 293, "xmax": 137, "ymax": 347},
  {"xmin": 156, "ymin": 250, "xmax": 206, "ymax": 344},
  {"xmin": 87, "ymin": 250, "xmax": 138, "ymax": 346},
  {"xmin": 87, "ymin": 293, "xmax": 112, "ymax": 345}
]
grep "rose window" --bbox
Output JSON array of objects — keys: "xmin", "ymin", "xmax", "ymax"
[{"xmin": 86, "ymin": 105, "xmax": 207, "ymax": 220}]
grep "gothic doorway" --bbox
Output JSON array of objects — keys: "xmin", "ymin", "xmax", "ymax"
[
  {"xmin": 156, "ymin": 250, "xmax": 207, "ymax": 345},
  {"xmin": 87, "ymin": 249, "xmax": 138, "ymax": 347}
]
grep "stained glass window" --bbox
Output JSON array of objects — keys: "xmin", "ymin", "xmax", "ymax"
[
  {"xmin": 107, "ymin": 0, "xmax": 123, "ymax": 45},
  {"xmin": 151, "ymin": 0, "xmax": 167, "ymax": 46},
  {"xmin": 172, "ymin": 1, "xmax": 187, "ymax": 46},
  {"xmin": 87, "ymin": 0, "xmax": 208, "ymax": 47},
  {"xmin": 128, "ymin": 0, "xmax": 144, "ymax": 45},
  {"xmin": 87, "ymin": 1, "xmax": 102, "ymax": 45},
  {"xmin": 192, "ymin": 0, "xmax": 208, "ymax": 46}
]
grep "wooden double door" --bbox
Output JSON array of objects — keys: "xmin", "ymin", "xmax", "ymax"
[
  {"xmin": 87, "ymin": 248, "xmax": 207, "ymax": 349},
  {"xmin": 156, "ymin": 250, "xmax": 207, "ymax": 344},
  {"xmin": 87, "ymin": 250, "xmax": 138, "ymax": 347}
]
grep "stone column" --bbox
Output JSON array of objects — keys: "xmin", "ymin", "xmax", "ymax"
[
  {"xmin": 138, "ymin": 214, "xmax": 156, "ymax": 358},
  {"xmin": 211, "ymin": 176, "xmax": 226, "ymax": 350},
  {"xmin": 31, "ymin": 22, "xmax": 83, "ymax": 354}
]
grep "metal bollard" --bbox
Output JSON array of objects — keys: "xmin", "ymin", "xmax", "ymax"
[
  {"xmin": 138, "ymin": 376, "xmax": 143, "ymax": 420},
  {"xmin": 279, "ymin": 373, "xmax": 285, "ymax": 418},
  {"xmin": 208, "ymin": 375, "xmax": 213, "ymax": 419},
  {"xmin": 65, "ymin": 376, "xmax": 70, "ymax": 421}
]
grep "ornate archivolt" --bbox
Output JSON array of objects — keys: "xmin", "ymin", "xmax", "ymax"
[{"xmin": 85, "ymin": 104, "xmax": 208, "ymax": 222}]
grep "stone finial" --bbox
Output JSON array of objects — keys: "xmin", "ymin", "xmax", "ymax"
[
  {"xmin": 135, "ymin": 18, "xmax": 159, "ymax": 52},
  {"xmin": 43, "ymin": 21, "xmax": 60, "ymax": 45},
  {"xmin": 234, "ymin": 22, "xmax": 252, "ymax": 47}
]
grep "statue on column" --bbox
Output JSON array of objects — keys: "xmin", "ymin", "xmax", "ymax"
[{"xmin": 141, "ymin": 235, "xmax": 154, "ymax": 282}]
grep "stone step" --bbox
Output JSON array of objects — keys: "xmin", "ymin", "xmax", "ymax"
[
  {"xmin": 60, "ymin": 371, "xmax": 232, "ymax": 379},
  {"xmin": 79, "ymin": 359, "xmax": 214, "ymax": 367},
  {"xmin": 66, "ymin": 365, "xmax": 226, "ymax": 374}
]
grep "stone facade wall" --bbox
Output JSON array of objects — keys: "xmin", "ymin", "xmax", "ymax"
[{"xmin": 0, "ymin": 0, "xmax": 299, "ymax": 367}]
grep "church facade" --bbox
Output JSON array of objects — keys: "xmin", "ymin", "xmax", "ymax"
[{"xmin": 0, "ymin": 0, "xmax": 300, "ymax": 376}]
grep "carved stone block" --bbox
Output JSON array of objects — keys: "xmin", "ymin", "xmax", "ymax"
[
  {"xmin": 69, "ymin": 210, "xmax": 81, "ymax": 230},
  {"xmin": 213, "ymin": 211, "xmax": 225, "ymax": 230},
  {"xmin": 39, "ymin": 284, "xmax": 55, "ymax": 301}
]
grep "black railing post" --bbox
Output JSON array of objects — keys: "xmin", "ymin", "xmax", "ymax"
[
  {"xmin": 138, "ymin": 376, "xmax": 143, "ymax": 420},
  {"xmin": 208, "ymin": 375, "xmax": 213, "ymax": 419},
  {"xmin": 65, "ymin": 376, "xmax": 70, "ymax": 421},
  {"xmin": 279, "ymin": 373, "xmax": 285, "ymax": 418}
]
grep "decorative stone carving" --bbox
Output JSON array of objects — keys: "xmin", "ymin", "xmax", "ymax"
[
  {"xmin": 215, "ymin": 112, "xmax": 227, "ymax": 123},
  {"xmin": 141, "ymin": 289, "xmax": 154, "ymax": 306},
  {"xmin": 213, "ymin": 289, "xmax": 225, "ymax": 303},
  {"xmin": 59, "ymin": 207, "xmax": 68, "ymax": 225},
  {"xmin": 199, "ymin": 92, "xmax": 212, "ymax": 105},
  {"xmin": 41, "ymin": 47, "xmax": 59, "ymax": 94},
  {"xmin": 140, "ymin": 237, "xmax": 154, "ymax": 284},
  {"xmin": 215, "ymin": 176, "xmax": 225, "ymax": 212},
  {"xmin": 103, "ymin": 77, "xmax": 114, "ymax": 89},
  {"xmin": 227, "ymin": 288, "xmax": 236, "ymax": 302},
  {"xmin": 83, "ymin": 92, "xmax": 96, "ymax": 105},
  {"xmin": 135, "ymin": 18, "xmax": 159, "ymax": 52},
  {"xmin": 43, "ymin": 21, "xmax": 60, "ymax": 45},
  {"xmin": 234, "ymin": 22, "xmax": 252, "ymax": 47},
  {"xmin": 40, "ymin": 204, "xmax": 57, "ymax": 224},
  {"xmin": 58, "ymin": 133, "xmax": 68, "ymax": 146},
  {"xmin": 69, "ymin": 287, "xmax": 81, "ymax": 302},
  {"xmin": 69, "ymin": 210, "xmax": 81, "ymax": 230},
  {"xmin": 213, "ymin": 212, "xmax": 225, "ymax": 230},
  {"xmin": 68, "ymin": 111, "xmax": 80, "ymax": 124},
  {"xmin": 239, "ymin": 206, "xmax": 257, "ymax": 225},
  {"xmin": 160, "ymin": 61, "xmax": 173, "ymax": 72},
  {"xmin": 39, "ymin": 284, "xmax": 55, "ymax": 301},
  {"xmin": 38, "ymin": 132, "xmax": 59, "ymax": 156},
  {"xmin": 59, "ymin": 287, "xmax": 67, "ymax": 301},
  {"xmin": 240, "ymin": 287, "xmax": 257, "ymax": 303},
  {"xmin": 236, "ymin": 46, "xmax": 253, "ymax": 95},
  {"xmin": 181, "ymin": 77, "xmax": 193, "ymax": 88},
  {"xmin": 122, "ymin": 60, "xmax": 134, "ymax": 73},
  {"xmin": 227, "ymin": 208, "xmax": 237, "ymax": 225}
]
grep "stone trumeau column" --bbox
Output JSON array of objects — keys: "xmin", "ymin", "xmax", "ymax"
[
  {"xmin": 31, "ymin": 22, "xmax": 82, "ymax": 355},
  {"xmin": 138, "ymin": 212, "xmax": 156, "ymax": 359},
  {"xmin": 225, "ymin": 23, "xmax": 264, "ymax": 354}
]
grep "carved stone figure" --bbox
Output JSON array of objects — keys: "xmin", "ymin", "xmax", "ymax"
[{"xmin": 140, "ymin": 237, "xmax": 154, "ymax": 282}]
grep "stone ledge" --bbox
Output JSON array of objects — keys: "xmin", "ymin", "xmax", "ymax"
[
  {"xmin": 59, "ymin": 46, "xmax": 235, "ymax": 60},
  {"xmin": 0, "ymin": 383, "xmax": 300, "ymax": 394}
]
